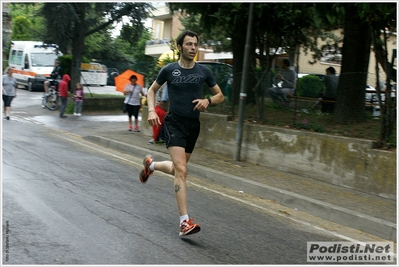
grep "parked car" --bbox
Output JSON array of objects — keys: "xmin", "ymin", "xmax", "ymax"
[
  {"xmin": 365, "ymin": 84, "xmax": 378, "ymax": 103},
  {"xmin": 365, "ymin": 83, "xmax": 396, "ymax": 104},
  {"xmin": 196, "ymin": 61, "xmax": 233, "ymax": 102}
]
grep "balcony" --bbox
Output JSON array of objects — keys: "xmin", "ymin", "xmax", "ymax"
[{"xmin": 145, "ymin": 38, "xmax": 172, "ymax": 58}]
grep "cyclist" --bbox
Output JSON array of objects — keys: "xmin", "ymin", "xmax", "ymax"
[{"xmin": 44, "ymin": 59, "xmax": 62, "ymax": 95}]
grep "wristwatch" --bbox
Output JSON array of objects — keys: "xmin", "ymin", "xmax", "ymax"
[{"xmin": 207, "ymin": 97, "xmax": 212, "ymax": 105}]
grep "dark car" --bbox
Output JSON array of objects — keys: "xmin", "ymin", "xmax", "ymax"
[
  {"xmin": 196, "ymin": 61, "xmax": 233, "ymax": 101},
  {"xmin": 107, "ymin": 68, "xmax": 119, "ymax": 86}
]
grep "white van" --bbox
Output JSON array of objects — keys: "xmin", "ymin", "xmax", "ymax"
[{"xmin": 8, "ymin": 41, "xmax": 62, "ymax": 91}]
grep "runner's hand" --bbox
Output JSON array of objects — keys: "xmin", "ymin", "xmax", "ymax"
[
  {"xmin": 147, "ymin": 110, "xmax": 161, "ymax": 128},
  {"xmin": 192, "ymin": 99, "xmax": 209, "ymax": 112}
]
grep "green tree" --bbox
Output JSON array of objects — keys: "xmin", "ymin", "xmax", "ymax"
[
  {"xmin": 331, "ymin": 4, "xmax": 372, "ymax": 124},
  {"xmin": 316, "ymin": 3, "xmax": 396, "ymax": 138},
  {"xmin": 7, "ymin": 2, "xmax": 155, "ymax": 88},
  {"xmin": 306, "ymin": 3, "xmax": 396, "ymax": 143},
  {"xmin": 9, "ymin": 3, "xmax": 45, "ymax": 41},
  {"xmin": 168, "ymin": 3, "xmax": 319, "ymax": 118},
  {"xmin": 169, "ymin": 3, "xmax": 396, "ymax": 137},
  {"xmin": 84, "ymin": 32, "xmax": 109, "ymax": 60},
  {"xmin": 168, "ymin": 3, "xmax": 249, "ymax": 111},
  {"xmin": 129, "ymin": 29, "xmax": 158, "ymax": 83},
  {"xmin": 250, "ymin": 3, "xmax": 321, "ymax": 120},
  {"xmin": 363, "ymin": 3, "xmax": 396, "ymax": 147},
  {"xmin": 178, "ymin": 13, "xmax": 231, "ymax": 53},
  {"xmin": 10, "ymin": 16, "xmax": 32, "ymax": 40},
  {"xmin": 39, "ymin": 3, "xmax": 153, "ymax": 90}
]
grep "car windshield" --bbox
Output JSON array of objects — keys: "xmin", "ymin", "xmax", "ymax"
[
  {"xmin": 31, "ymin": 53, "xmax": 58, "ymax": 67},
  {"xmin": 199, "ymin": 62, "xmax": 233, "ymax": 87}
]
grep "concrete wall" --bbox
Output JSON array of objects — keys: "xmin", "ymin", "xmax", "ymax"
[
  {"xmin": 141, "ymin": 107, "xmax": 396, "ymax": 200},
  {"xmin": 82, "ymin": 97, "xmax": 124, "ymax": 111}
]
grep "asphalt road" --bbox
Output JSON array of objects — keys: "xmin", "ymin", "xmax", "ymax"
[{"xmin": 2, "ymin": 88, "xmax": 394, "ymax": 265}]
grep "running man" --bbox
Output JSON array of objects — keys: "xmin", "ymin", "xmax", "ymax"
[{"xmin": 140, "ymin": 30, "xmax": 224, "ymax": 236}]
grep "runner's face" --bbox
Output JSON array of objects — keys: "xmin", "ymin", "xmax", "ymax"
[{"xmin": 179, "ymin": 35, "xmax": 198, "ymax": 62}]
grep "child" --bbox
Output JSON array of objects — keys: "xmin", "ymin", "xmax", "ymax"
[{"xmin": 74, "ymin": 83, "xmax": 84, "ymax": 116}]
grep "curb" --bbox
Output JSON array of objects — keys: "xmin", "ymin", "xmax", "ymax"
[{"xmin": 84, "ymin": 135, "xmax": 396, "ymax": 242}]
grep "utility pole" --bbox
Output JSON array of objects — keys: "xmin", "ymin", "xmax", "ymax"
[{"xmin": 235, "ymin": 3, "xmax": 254, "ymax": 161}]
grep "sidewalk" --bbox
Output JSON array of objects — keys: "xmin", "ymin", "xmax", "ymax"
[{"xmin": 83, "ymin": 122, "xmax": 396, "ymax": 242}]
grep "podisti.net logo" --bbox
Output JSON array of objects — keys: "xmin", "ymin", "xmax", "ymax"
[{"xmin": 307, "ymin": 242, "xmax": 395, "ymax": 263}]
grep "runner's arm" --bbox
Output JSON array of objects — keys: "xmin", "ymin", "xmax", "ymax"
[
  {"xmin": 147, "ymin": 81, "xmax": 162, "ymax": 127},
  {"xmin": 208, "ymin": 84, "xmax": 224, "ymax": 105}
]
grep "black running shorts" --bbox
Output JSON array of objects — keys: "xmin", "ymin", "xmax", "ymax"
[
  {"xmin": 126, "ymin": 104, "xmax": 141, "ymax": 119},
  {"xmin": 2, "ymin": 95, "xmax": 14, "ymax": 107},
  {"xmin": 164, "ymin": 113, "xmax": 200, "ymax": 154}
]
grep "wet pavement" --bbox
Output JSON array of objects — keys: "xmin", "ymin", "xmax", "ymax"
[{"xmin": 7, "ymin": 86, "xmax": 397, "ymax": 242}]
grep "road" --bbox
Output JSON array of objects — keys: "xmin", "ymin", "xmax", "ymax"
[{"xmin": 2, "ymin": 89, "xmax": 394, "ymax": 265}]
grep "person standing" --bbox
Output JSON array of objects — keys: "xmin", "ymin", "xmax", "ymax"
[
  {"xmin": 44, "ymin": 59, "xmax": 63, "ymax": 95},
  {"xmin": 58, "ymin": 74, "xmax": 71, "ymax": 118},
  {"xmin": 153, "ymin": 82, "xmax": 169, "ymax": 143},
  {"xmin": 268, "ymin": 59, "xmax": 297, "ymax": 107},
  {"xmin": 73, "ymin": 83, "xmax": 84, "ymax": 116},
  {"xmin": 2, "ymin": 67, "xmax": 17, "ymax": 120},
  {"xmin": 123, "ymin": 75, "xmax": 145, "ymax": 132},
  {"xmin": 147, "ymin": 101, "xmax": 167, "ymax": 144},
  {"xmin": 140, "ymin": 30, "xmax": 224, "ymax": 236}
]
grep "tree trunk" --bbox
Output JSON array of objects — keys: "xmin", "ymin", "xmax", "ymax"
[
  {"xmin": 231, "ymin": 31, "xmax": 246, "ymax": 116},
  {"xmin": 70, "ymin": 4, "xmax": 86, "ymax": 94},
  {"xmin": 333, "ymin": 4, "xmax": 372, "ymax": 124},
  {"xmin": 378, "ymin": 37, "xmax": 396, "ymax": 148}
]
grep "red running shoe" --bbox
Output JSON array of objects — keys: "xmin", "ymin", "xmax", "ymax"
[
  {"xmin": 179, "ymin": 218, "xmax": 201, "ymax": 236},
  {"xmin": 139, "ymin": 155, "xmax": 153, "ymax": 183}
]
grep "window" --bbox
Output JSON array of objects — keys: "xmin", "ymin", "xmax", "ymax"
[
  {"xmin": 10, "ymin": 50, "xmax": 22, "ymax": 65},
  {"xmin": 31, "ymin": 53, "xmax": 58, "ymax": 67},
  {"xmin": 153, "ymin": 20, "xmax": 164, "ymax": 40},
  {"xmin": 24, "ymin": 54, "xmax": 29, "ymax": 68},
  {"xmin": 10, "ymin": 50, "xmax": 17, "ymax": 64},
  {"xmin": 16, "ymin": 50, "xmax": 23, "ymax": 65}
]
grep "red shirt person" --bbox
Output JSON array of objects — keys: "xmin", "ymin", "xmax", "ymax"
[
  {"xmin": 58, "ymin": 74, "xmax": 71, "ymax": 118},
  {"xmin": 152, "ymin": 101, "xmax": 167, "ymax": 142}
]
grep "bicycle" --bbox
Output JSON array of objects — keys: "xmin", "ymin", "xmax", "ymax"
[{"xmin": 41, "ymin": 83, "xmax": 60, "ymax": 110}]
